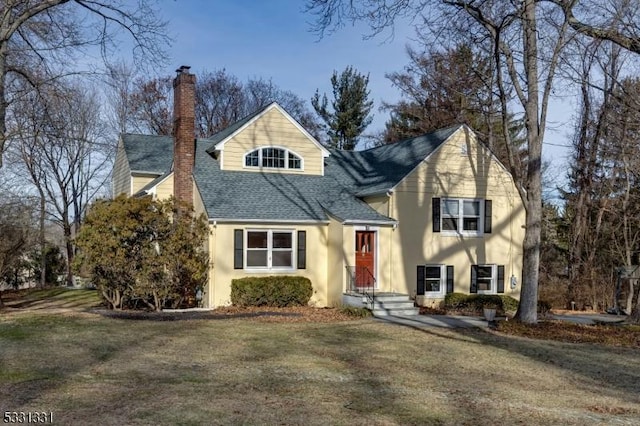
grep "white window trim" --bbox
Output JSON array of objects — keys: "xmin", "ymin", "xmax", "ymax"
[
  {"xmin": 476, "ymin": 264, "xmax": 497, "ymax": 295},
  {"xmin": 441, "ymin": 198, "xmax": 484, "ymax": 237},
  {"xmin": 424, "ymin": 264, "xmax": 446, "ymax": 298},
  {"xmin": 244, "ymin": 229, "xmax": 296, "ymax": 272},
  {"xmin": 242, "ymin": 146, "xmax": 305, "ymax": 171}
]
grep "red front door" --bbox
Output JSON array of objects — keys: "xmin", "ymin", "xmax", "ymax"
[{"xmin": 355, "ymin": 231, "xmax": 375, "ymax": 288}]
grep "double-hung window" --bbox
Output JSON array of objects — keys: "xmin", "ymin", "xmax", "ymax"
[
  {"xmin": 417, "ymin": 264, "xmax": 454, "ymax": 297},
  {"xmin": 424, "ymin": 265, "xmax": 445, "ymax": 296},
  {"xmin": 470, "ymin": 264, "xmax": 505, "ymax": 294},
  {"xmin": 245, "ymin": 230, "xmax": 294, "ymax": 270},
  {"xmin": 441, "ymin": 198, "xmax": 483, "ymax": 235}
]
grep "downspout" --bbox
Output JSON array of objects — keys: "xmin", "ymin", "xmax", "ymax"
[{"xmin": 388, "ymin": 190, "xmax": 395, "ymax": 294}]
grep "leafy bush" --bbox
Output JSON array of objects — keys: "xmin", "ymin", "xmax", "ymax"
[
  {"xmin": 444, "ymin": 293, "xmax": 520, "ymax": 316},
  {"xmin": 339, "ymin": 305, "xmax": 373, "ymax": 317},
  {"xmin": 538, "ymin": 299, "xmax": 552, "ymax": 316},
  {"xmin": 231, "ymin": 276, "xmax": 312, "ymax": 307},
  {"xmin": 74, "ymin": 195, "xmax": 209, "ymax": 311}
]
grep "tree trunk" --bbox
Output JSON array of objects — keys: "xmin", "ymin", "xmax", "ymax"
[
  {"xmin": 0, "ymin": 43, "xmax": 6, "ymax": 169},
  {"xmin": 63, "ymin": 222, "xmax": 74, "ymax": 287},
  {"xmin": 39, "ymin": 192, "xmax": 46, "ymax": 287},
  {"xmin": 514, "ymin": 0, "xmax": 542, "ymax": 324},
  {"xmin": 630, "ymin": 291, "xmax": 640, "ymax": 323}
]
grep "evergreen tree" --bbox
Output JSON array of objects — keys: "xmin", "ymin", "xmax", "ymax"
[{"xmin": 312, "ymin": 66, "xmax": 374, "ymax": 150}]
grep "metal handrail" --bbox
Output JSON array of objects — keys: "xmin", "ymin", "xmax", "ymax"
[{"xmin": 345, "ymin": 265, "xmax": 376, "ymax": 307}]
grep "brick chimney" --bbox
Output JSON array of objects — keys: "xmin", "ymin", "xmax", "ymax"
[{"xmin": 173, "ymin": 65, "xmax": 196, "ymax": 207}]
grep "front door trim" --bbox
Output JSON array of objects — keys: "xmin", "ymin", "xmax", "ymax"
[{"xmin": 354, "ymin": 226, "xmax": 378, "ymax": 289}]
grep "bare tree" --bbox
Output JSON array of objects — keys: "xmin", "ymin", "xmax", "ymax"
[
  {"xmin": 0, "ymin": 0, "xmax": 170, "ymax": 167},
  {"xmin": 11, "ymin": 80, "xmax": 112, "ymax": 286},
  {"xmin": 0, "ymin": 196, "xmax": 37, "ymax": 305},
  {"xmin": 116, "ymin": 69, "xmax": 322, "ymax": 139},
  {"xmin": 307, "ymin": 0, "xmax": 579, "ymax": 323}
]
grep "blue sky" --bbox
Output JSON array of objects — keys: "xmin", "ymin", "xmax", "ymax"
[
  {"xmin": 157, "ymin": 0, "xmax": 411, "ymax": 134},
  {"xmin": 153, "ymin": 0, "xmax": 572, "ymax": 192}
]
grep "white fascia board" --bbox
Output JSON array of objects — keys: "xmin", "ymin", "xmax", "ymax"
[
  {"xmin": 342, "ymin": 219, "xmax": 397, "ymax": 226},
  {"xmin": 208, "ymin": 218, "xmax": 330, "ymax": 225},
  {"xmin": 213, "ymin": 103, "xmax": 331, "ymax": 159}
]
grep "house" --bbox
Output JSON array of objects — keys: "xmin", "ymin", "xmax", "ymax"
[{"xmin": 112, "ymin": 66, "xmax": 525, "ymax": 311}]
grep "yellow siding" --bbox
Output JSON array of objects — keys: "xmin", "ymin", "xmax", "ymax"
[
  {"xmin": 154, "ymin": 174, "xmax": 173, "ymax": 201},
  {"xmin": 221, "ymin": 108, "xmax": 324, "ymax": 175},
  {"xmin": 193, "ymin": 182, "xmax": 207, "ymax": 218},
  {"xmin": 363, "ymin": 194, "xmax": 390, "ymax": 217},
  {"xmin": 131, "ymin": 175, "xmax": 156, "ymax": 194},
  {"xmin": 327, "ymin": 218, "xmax": 346, "ymax": 306},
  {"xmin": 391, "ymin": 127, "xmax": 525, "ymax": 305},
  {"xmin": 205, "ymin": 223, "xmax": 329, "ymax": 308},
  {"xmin": 112, "ymin": 138, "xmax": 131, "ymax": 197}
]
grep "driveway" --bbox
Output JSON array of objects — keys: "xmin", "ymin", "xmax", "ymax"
[{"xmin": 549, "ymin": 312, "xmax": 628, "ymax": 325}]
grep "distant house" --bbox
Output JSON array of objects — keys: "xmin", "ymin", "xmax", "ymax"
[{"xmin": 112, "ymin": 66, "xmax": 525, "ymax": 312}]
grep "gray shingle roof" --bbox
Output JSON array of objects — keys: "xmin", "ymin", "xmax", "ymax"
[
  {"xmin": 194, "ymin": 141, "xmax": 391, "ymax": 223},
  {"xmin": 327, "ymin": 125, "xmax": 460, "ymax": 197},
  {"xmin": 120, "ymin": 118, "xmax": 461, "ymax": 223},
  {"xmin": 122, "ymin": 134, "xmax": 173, "ymax": 174}
]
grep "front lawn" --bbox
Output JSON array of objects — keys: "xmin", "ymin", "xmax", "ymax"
[{"xmin": 1, "ymin": 294, "xmax": 638, "ymax": 424}]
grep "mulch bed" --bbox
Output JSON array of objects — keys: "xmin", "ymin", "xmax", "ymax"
[
  {"xmin": 93, "ymin": 306, "xmax": 362, "ymax": 323},
  {"xmin": 496, "ymin": 319, "xmax": 640, "ymax": 348}
]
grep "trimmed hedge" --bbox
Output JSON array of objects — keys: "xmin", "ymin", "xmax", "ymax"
[
  {"xmin": 231, "ymin": 276, "xmax": 313, "ymax": 307},
  {"xmin": 444, "ymin": 293, "xmax": 519, "ymax": 315}
]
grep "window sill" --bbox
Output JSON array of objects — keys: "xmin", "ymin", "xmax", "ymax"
[
  {"xmin": 421, "ymin": 293, "xmax": 445, "ymax": 299},
  {"xmin": 440, "ymin": 231, "xmax": 484, "ymax": 238},
  {"xmin": 244, "ymin": 268, "xmax": 297, "ymax": 273}
]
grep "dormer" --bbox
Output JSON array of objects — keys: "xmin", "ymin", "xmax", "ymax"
[{"xmin": 208, "ymin": 102, "xmax": 330, "ymax": 176}]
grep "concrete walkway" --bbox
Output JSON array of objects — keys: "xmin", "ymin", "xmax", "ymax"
[
  {"xmin": 376, "ymin": 312, "xmax": 629, "ymax": 329},
  {"xmin": 376, "ymin": 314, "xmax": 490, "ymax": 329}
]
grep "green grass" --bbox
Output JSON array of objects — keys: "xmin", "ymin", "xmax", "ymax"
[{"xmin": 2, "ymin": 287, "xmax": 102, "ymax": 309}]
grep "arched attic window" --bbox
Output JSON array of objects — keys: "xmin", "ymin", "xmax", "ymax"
[{"xmin": 244, "ymin": 147, "xmax": 303, "ymax": 170}]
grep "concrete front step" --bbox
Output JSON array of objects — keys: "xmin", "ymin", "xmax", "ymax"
[
  {"xmin": 372, "ymin": 307, "xmax": 420, "ymax": 317},
  {"xmin": 372, "ymin": 301, "xmax": 415, "ymax": 310},
  {"xmin": 373, "ymin": 293, "xmax": 414, "ymax": 303},
  {"xmin": 371, "ymin": 293, "xmax": 419, "ymax": 317}
]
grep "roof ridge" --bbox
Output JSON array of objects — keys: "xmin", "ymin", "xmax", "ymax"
[{"xmin": 356, "ymin": 123, "xmax": 463, "ymax": 154}]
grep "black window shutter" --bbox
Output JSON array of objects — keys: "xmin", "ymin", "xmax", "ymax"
[
  {"xmin": 417, "ymin": 265, "xmax": 426, "ymax": 296},
  {"xmin": 446, "ymin": 266, "xmax": 454, "ymax": 293},
  {"xmin": 297, "ymin": 231, "xmax": 306, "ymax": 269},
  {"xmin": 432, "ymin": 198, "xmax": 441, "ymax": 233},
  {"xmin": 497, "ymin": 265, "xmax": 505, "ymax": 293},
  {"xmin": 233, "ymin": 229, "xmax": 243, "ymax": 270},
  {"xmin": 470, "ymin": 265, "xmax": 478, "ymax": 293},
  {"xmin": 484, "ymin": 200, "xmax": 492, "ymax": 234}
]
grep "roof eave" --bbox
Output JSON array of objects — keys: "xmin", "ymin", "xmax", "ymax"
[{"xmin": 207, "ymin": 218, "xmax": 330, "ymax": 225}]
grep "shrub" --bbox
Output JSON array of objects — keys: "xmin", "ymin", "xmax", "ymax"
[
  {"xmin": 444, "ymin": 292, "xmax": 468, "ymax": 309},
  {"xmin": 231, "ymin": 276, "xmax": 313, "ymax": 307},
  {"xmin": 74, "ymin": 195, "xmax": 209, "ymax": 311},
  {"xmin": 538, "ymin": 299, "xmax": 552, "ymax": 316},
  {"xmin": 500, "ymin": 295, "xmax": 519, "ymax": 312},
  {"xmin": 444, "ymin": 293, "xmax": 520, "ymax": 316},
  {"xmin": 339, "ymin": 305, "xmax": 373, "ymax": 317}
]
